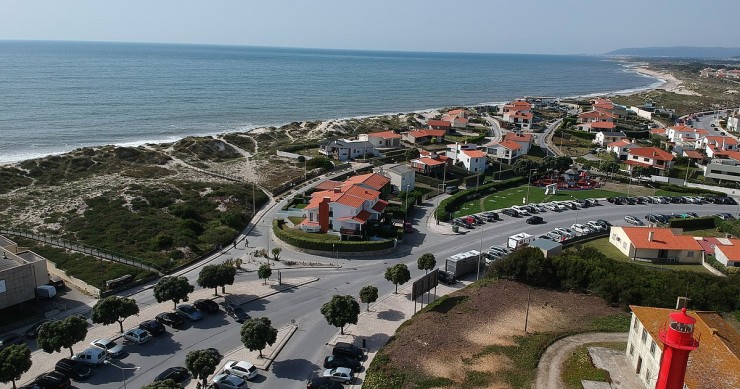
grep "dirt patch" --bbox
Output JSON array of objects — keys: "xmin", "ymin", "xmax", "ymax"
[{"xmin": 376, "ymin": 280, "xmax": 625, "ymax": 389}]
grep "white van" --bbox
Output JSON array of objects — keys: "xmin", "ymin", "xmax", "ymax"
[{"xmin": 72, "ymin": 347, "xmax": 109, "ymax": 365}]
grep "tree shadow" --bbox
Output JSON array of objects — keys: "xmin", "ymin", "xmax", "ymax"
[
  {"xmin": 270, "ymin": 358, "xmax": 319, "ymax": 379},
  {"xmin": 130, "ymin": 332, "xmax": 182, "ymax": 357},
  {"xmin": 376, "ymin": 309, "xmax": 405, "ymax": 322}
]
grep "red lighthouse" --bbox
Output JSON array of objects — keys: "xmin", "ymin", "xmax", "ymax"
[{"xmin": 656, "ymin": 307, "xmax": 700, "ymax": 389}]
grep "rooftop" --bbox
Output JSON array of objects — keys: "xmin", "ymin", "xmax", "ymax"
[
  {"xmin": 628, "ymin": 147, "xmax": 675, "ymax": 161},
  {"xmin": 617, "ymin": 227, "xmax": 703, "ymax": 251}
]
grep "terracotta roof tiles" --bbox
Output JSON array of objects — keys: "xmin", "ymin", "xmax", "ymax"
[
  {"xmin": 628, "ymin": 147, "xmax": 675, "ymax": 161},
  {"xmin": 619, "ymin": 227, "xmax": 702, "ymax": 250}
]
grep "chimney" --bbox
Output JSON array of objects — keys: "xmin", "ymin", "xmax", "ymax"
[{"xmin": 648, "ymin": 231, "xmax": 654, "ymax": 242}]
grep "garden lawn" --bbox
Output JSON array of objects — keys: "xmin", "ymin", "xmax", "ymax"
[
  {"xmin": 561, "ymin": 342, "xmax": 626, "ymax": 389},
  {"xmin": 479, "ymin": 187, "xmax": 621, "ymax": 213},
  {"xmin": 579, "ymin": 238, "xmax": 714, "ymax": 275}
]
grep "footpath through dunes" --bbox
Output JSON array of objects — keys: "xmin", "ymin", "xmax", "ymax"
[{"xmin": 365, "ymin": 280, "xmax": 627, "ymax": 389}]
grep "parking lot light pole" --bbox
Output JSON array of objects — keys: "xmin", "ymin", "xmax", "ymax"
[
  {"xmin": 569, "ymin": 195, "xmax": 579, "ymax": 225},
  {"xmin": 526, "ymin": 168, "xmax": 537, "ymax": 204},
  {"xmin": 104, "ymin": 361, "xmax": 140, "ymax": 389}
]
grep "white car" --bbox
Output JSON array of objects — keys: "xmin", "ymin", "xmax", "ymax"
[
  {"xmin": 571, "ymin": 224, "xmax": 593, "ymax": 235},
  {"xmin": 587, "ymin": 221, "xmax": 605, "ymax": 232},
  {"xmin": 212, "ymin": 373, "xmax": 247, "ymax": 389},
  {"xmin": 554, "ymin": 202, "xmax": 570, "ymax": 211},
  {"xmin": 123, "ymin": 328, "xmax": 151, "ymax": 345},
  {"xmin": 624, "ymin": 215, "xmax": 644, "ymax": 226},
  {"xmin": 223, "ymin": 360, "xmax": 258, "ymax": 380},
  {"xmin": 90, "ymin": 338, "xmax": 123, "ymax": 358},
  {"xmin": 323, "ymin": 367, "xmax": 354, "ymax": 384},
  {"xmin": 543, "ymin": 203, "xmax": 559, "ymax": 211},
  {"xmin": 511, "ymin": 205, "xmax": 530, "ymax": 216},
  {"xmin": 552, "ymin": 228, "xmax": 575, "ymax": 239},
  {"xmin": 532, "ymin": 204, "xmax": 547, "ymax": 213}
]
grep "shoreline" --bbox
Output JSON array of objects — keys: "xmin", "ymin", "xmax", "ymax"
[{"xmin": 0, "ymin": 65, "xmax": 671, "ymax": 166}]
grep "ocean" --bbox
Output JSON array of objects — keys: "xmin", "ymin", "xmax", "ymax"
[{"xmin": 0, "ymin": 41, "xmax": 659, "ymax": 164}]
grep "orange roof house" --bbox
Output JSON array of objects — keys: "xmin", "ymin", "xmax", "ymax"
[
  {"xmin": 609, "ymin": 226, "xmax": 703, "ymax": 263},
  {"xmin": 712, "ymin": 238, "xmax": 740, "ymax": 267},
  {"xmin": 427, "ymin": 120, "xmax": 452, "ymax": 130},
  {"xmin": 402, "ymin": 129, "xmax": 446, "ymax": 144},
  {"xmin": 626, "ymin": 147, "xmax": 675, "ymax": 172},
  {"xmin": 344, "ymin": 172, "xmax": 391, "ymax": 191},
  {"xmin": 629, "ymin": 305, "xmax": 740, "ymax": 389}
]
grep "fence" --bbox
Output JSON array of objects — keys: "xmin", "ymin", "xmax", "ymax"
[{"xmin": 0, "ymin": 228, "xmax": 162, "ymax": 274}]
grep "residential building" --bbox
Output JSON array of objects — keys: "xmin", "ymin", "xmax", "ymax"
[
  {"xmin": 319, "ymin": 139, "xmax": 379, "ymax": 161},
  {"xmin": 410, "ymin": 156, "xmax": 447, "ymax": 176},
  {"xmin": 607, "ymin": 139, "xmax": 638, "ymax": 160},
  {"xmin": 501, "ymin": 100, "xmax": 532, "ymax": 117},
  {"xmin": 591, "ymin": 98, "xmax": 614, "ymax": 112},
  {"xmin": 727, "ymin": 114, "xmax": 739, "ymax": 132},
  {"xmin": 704, "ymin": 152, "xmax": 740, "ymax": 184},
  {"xmin": 576, "ymin": 121, "xmax": 616, "ymax": 132},
  {"xmin": 502, "ymin": 100, "xmax": 533, "ymax": 129},
  {"xmin": 401, "ymin": 129, "xmax": 446, "ymax": 144},
  {"xmin": 442, "ymin": 109, "xmax": 470, "ymax": 129},
  {"xmin": 708, "ymin": 238, "xmax": 740, "ymax": 267},
  {"xmin": 666, "ymin": 125, "xmax": 707, "ymax": 143},
  {"xmin": 594, "ymin": 131, "xmax": 626, "ymax": 146},
  {"xmin": 627, "ymin": 304, "xmax": 740, "ymax": 389},
  {"xmin": 0, "ymin": 236, "xmax": 50, "ymax": 310},
  {"xmin": 484, "ymin": 140, "xmax": 524, "ymax": 164},
  {"xmin": 625, "ymin": 147, "xmax": 675, "ymax": 175},
  {"xmin": 508, "ymin": 111, "xmax": 533, "ymax": 130},
  {"xmin": 374, "ymin": 163, "xmax": 415, "ymax": 193},
  {"xmin": 458, "ymin": 149, "xmax": 488, "ymax": 173},
  {"xmin": 427, "ymin": 119, "xmax": 452, "ymax": 132},
  {"xmin": 299, "ymin": 173, "xmax": 390, "ymax": 237},
  {"xmin": 445, "ymin": 143, "xmax": 478, "ymax": 160},
  {"xmin": 503, "ymin": 132, "xmax": 533, "ymax": 154},
  {"xmin": 649, "ymin": 128, "xmax": 667, "ymax": 137},
  {"xmin": 609, "ymin": 227, "xmax": 703, "ymax": 263},
  {"xmin": 358, "ymin": 131, "xmax": 402, "ymax": 148},
  {"xmin": 578, "ymin": 109, "xmax": 616, "ymax": 125},
  {"xmin": 696, "ymin": 136, "xmax": 739, "ymax": 158},
  {"xmin": 681, "ymin": 150, "xmax": 705, "ymax": 165}
]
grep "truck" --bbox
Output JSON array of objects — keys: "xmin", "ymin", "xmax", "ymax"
[
  {"xmin": 508, "ymin": 233, "xmax": 534, "ymax": 250},
  {"xmin": 444, "ymin": 250, "xmax": 483, "ymax": 278},
  {"xmin": 35, "ymin": 285, "xmax": 57, "ymax": 299}
]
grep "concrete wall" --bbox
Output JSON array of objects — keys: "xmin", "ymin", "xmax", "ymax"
[
  {"xmin": 47, "ymin": 260, "xmax": 101, "ymax": 298},
  {"xmin": 629, "ymin": 106, "xmax": 654, "ymax": 121},
  {"xmin": 0, "ymin": 262, "xmax": 37, "ymax": 309},
  {"xmin": 626, "ymin": 312, "xmax": 661, "ymax": 389}
]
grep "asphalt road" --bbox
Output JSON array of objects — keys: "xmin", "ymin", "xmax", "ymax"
[{"xmin": 69, "ymin": 198, "xmax": 740, "ymax": 389}]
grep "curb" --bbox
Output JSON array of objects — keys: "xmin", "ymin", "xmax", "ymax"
[
  {"xmin": 262, "ymin": 324, "xmax": 298, "ymax": 371},
  {"xmin": 239, "ymin": 277, "xmax": 320, "ymax": 306}
]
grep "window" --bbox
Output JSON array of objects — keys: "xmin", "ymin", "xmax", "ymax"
[
  {"xmin": 642, "ymin": 328, "xmax": 648, "ymax": 343},
  {"xmin": 687, "ymin": 251, "xmax": 695, "ymax": 258},
  {"xmin": 650, "ymin": 341, "xmax": 656, "ymax": 356},
  {"xmin": 629, "ymin": 343, "xmax": 635, "ymax": 356},
  {"xmin": 633, "ymin": 317, "xmax": 639, "ymax": 331},
  {"xmin": 645, "ymin": 368, "xmax": 651, "ymax": 383}
]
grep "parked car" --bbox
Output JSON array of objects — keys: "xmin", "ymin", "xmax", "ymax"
[
  {"xmin": 501, "ymin": 208, "xmax": 520, "ymax": 217},
  {"xmin": 90, "ymin": 338, "xmax": 123, "ymax": 358},
  {"xmin": 488, "ymin": 245, "xmax": 510, "ymax": 255},
  {"xmin": 47, "ymin": 275, "xmax": 66, "ymax": 291},
  {"xmin": 403, "ymin": 221, "xmax": 414, "ymax": 233},
  {"xmin": 306, "ymin": 376, "xmax": 343, "ymax": 389},
  {"xmin": 532, "ymin": 204, "xmax": 547, "ymax": 213},
  {"xmin": 717, "ymin": 213, "xmax": 735, "ymax": 220},
  {"xmin": 333, "ymin": 341, "xmax": 364, "ymax": 361},
  {"xmin": 322, "ymin": 367, "xmax": 354, "ymax": 384},
  {"xmin": 587, "ymin": 221, "xmax": 605, "ymax": 231},
  {"xmin": 552, "ymin": 228, "xmax": 575, "ymax": 239},
  {"xmin": 511, "ymin": 205, "xmax": 530, "ymax": 216},
  {"xmin": 139, "ymin": 319, "xmax": 166, "ymax": 336},
  {"xmin": 543, "ymin": 202, "xmax": 559, "ymax": 211},
  {"xmin": 25, "ymin": 319, "xmax": 54, "ymax": 339},
  {"xmin": 444, "ymin": 185, "xmax": 459, "ymax": 194},
  {"xmin": 212, "ymin": 373, "xmax": 247, "ymax": 389},
  {"xmin": 542, "ymin": 232, "xmax": 564, "ymax": 242},
  {"xmin": 223, "ymin": 360, "xmax": 258, "ymax": 380},
  {"xmin": 526, "ymin": 215, "xmax": 544, "ymax": 224},
  {"xmin": 323, "ymin": 354, "xmax": 363, "ymax": 372},
  {"xmin": 596, "ymin": 219, "xmax": 612, "ymax": 227},
  {"xmin": 437, "ymin": 270, "xmax": 456, "ymax": 285},
  {"xmin": 224, "ymin": 303, "xmax": 249, "ymax": 323},
  {"xmin": 194, "ymin": 299, "xmax": 220, "ymax": 314},
  {"xmin": 624, "ymin": 215, "xmax": 644, "ymax": 226},
  {"xmin": 54, "ymin": 358, "xmax": 93, "ymax": 381},
  {"xmin": 0, "ymin": 332, "xmax": 24, "ymax": 350},
  {"xmin": 470, "ymin": 214, "xmax": 485, "ymax": 225},
  {"xmin": 156, "ymin": 312, "xmax": 185, "ymax": 329},
  {"xmin": 72, "ymin": 347, "xmax": 109, "ymax": 366},
  {"xmin": 123, "ymin": 328, "xmax": 151, "ymax": 344},
  {"xmin": 571, "ymin": 224, "xmax": 593, "ymax": 235},
  {"xmin": 482, "ymin": 211, "xmax": 499, "ymax": 221},
  {"xmin": 26, "ymin": 372, "xmax": 71, "ymax": 389},
  {"xmin": 154, "ymin": 366, "xmax": 190, "ymax": 385},
  {"xmin": 176, "ymin": 304, "xmax": 204, "ymax": 321}
]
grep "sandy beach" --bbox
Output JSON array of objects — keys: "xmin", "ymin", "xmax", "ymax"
[{"xmin": 633, "ymin": 66, "xmax": 701, "ymax": 96}]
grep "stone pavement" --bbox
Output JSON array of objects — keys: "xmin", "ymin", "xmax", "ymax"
[
  {"xmin": 18, "ymin": 275, "xmax": 317, "ymax": 386},
  {"xmin": 588, "ymin": 346, "xmax": 644, "ymax": 389}
]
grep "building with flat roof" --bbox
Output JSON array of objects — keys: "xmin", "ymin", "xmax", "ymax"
[{"xmin": 0, "ymin": 236, "xmax": 49, "ymax": 309}]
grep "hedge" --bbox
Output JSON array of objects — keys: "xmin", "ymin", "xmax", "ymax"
[
  {"xmin": 560, "ymin": 128, "xmax": 596, "ymax": 140},
  {"xmin": 272, "ymin": 220, "xmax": 395, "ymax": 252},
  {"xmin": 435, "ymin": 177, "xmax": 527, "ymax": 221},
  {"xmin": 668, "ymin": 216, "xmax": 716, "ymax": 230},
  {"xmin": 277, "ymin": 142, "xmax": 320, "ymax": 153},
  {"xmin": 649, "ymin": 182, "xmax": 726, "ymax": 196}
]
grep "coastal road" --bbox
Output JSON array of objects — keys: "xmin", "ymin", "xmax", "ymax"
[
  {"xmin": 539, "ymin": 118, "xmax": 563, "ymax": 157},
  {"xmin": 65, "ymin": 197, "xmax": 740, "ymax": 389}
]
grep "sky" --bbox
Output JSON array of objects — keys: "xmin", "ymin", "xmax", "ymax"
[{"xmin": 1, "ymin": 0, "xmax": 739, "ymax": 55}]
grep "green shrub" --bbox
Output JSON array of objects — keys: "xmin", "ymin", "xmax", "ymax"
[
  {"xmin": 272, "ymin": 220, "xmax": 394, "ymax": 252},
  {"xmin": 436, "ymin": 177, "xmax": 526, "ymax": 221},
  {"xmin": 668, "ymin": 216, "xmax": 716, "ymax": 229}
]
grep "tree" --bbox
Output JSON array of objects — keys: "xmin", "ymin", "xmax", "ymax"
[
  {"xmin": 216, "ymin": 264, "xmax": 236, "ymax": 294},
  {"xmin": 185, "ymin": 349, "xmax": 221, "ymax": 388},
  {"xmin": 197, "ymin": 264, "xmax": 221, "ymax": 295},
  {"xmin": 271, "ymin": 247, "xmax": 282, "ymax": 261},
  {"xmin": 384, "ymin": 264, "xmax": 411, "ymax": 293},
  {"xmin": 359, "ymin": 286, "xmax": 378, "ymax": 312},
  {"xmin": 0, "ymin": 344, "xmax": 32, "ymax": 389},
  {"xmin": 91, "ymin": 296, "xmax": 140, "ymax": 333},
  {"xmin": 258, "ymin": 264, "xmax": 272, "ymax": 284},
  {"xmin": 142, "ymin": 379, "xmax": 183, "ymax": 389},
  {"xmin": 154, "ymin": 276, "xmax": 194, "ymax": 309},
  {"xmin": 37, "ymin": 315, "xmax": 88, "ymax": 357},
  {"xmin": 417, "ymin": 253, "xmax": 436, "ymax": 274},
  {"xmin": 320, "ymin": 294, "xmax": 360, "ymax": 335},
  {"xmin": 405, "ymin": 147, "xmax": 420, "ymax": 161},
  {"xmin": 240, "ymin": 317, "xmax": 278, "ymax": 358}
]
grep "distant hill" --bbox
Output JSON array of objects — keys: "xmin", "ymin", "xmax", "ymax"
[{"xmin": 604, "ymin": 46, "xmax": 740, "ymax": 58}]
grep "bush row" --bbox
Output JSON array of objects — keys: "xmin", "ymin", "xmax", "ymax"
[
  {"xmin": 277, "ymin": 142, "xmax": 320, "ymax": 153},
  {"xmin": 272, "ymin": 220, "xmax": 394, "ymax": 252},
  {"xmin": 435, "ymin": 177, "xmax": 527, "ymax": 221},
  {"xmin": 668, "ymin": 216, "xmax": 716, "ymax": 229}
]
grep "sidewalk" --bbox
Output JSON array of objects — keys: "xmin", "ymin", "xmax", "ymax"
[{"xmin": 19, "ymin": 275, "xmax": 317, "ymax": 386}]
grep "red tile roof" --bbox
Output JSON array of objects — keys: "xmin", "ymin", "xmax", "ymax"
[
  {"xmin": 511, "ymin": 112, "xmax": 533, "ymax": 120},
  {"xmin": 650, "ymin": 128, "xmax": 667, "ymax": 135},
  {"xmin": 619, "ymin": 227, "xmax": 703, "ymax": 250},
  {"xmin": 462, "ymin": 150, "xmax": 487, "ymax": 158},
  {"xmin": 334, "ymin": 192, "xmax": 367, "ymax": 208},
  {"xmin": 366, "ymin": 130, "xmax": 401, "ymax": 139},
  {"xmin": 504, "ymin": 133, "xmax": 534, "ymax": 142},
  {"xmin": 715, "ymin": 239, "xmax": 740, "ymax": 262},
  {"xmin": 683, "ymin": 150, "xmax": 703, "ymax": 159},
  {"xmin": 407, "ymin": 129, "xmax": 447, "ymax": 138},
  {"xmin": 371, "ymin": 199, "xmax": 388, "ymax": 213},
  {"xmin": 504, "ymin": 100, "xmax": 532, "ymax": 110},
  {"xmin": 670, "ymin": 124, "xmax": 694, "ymax": 132},
  {"xmin": 579, "ymin": 110, "xmax": 617, "ymax": 119},
  {"xmin": 705, "ymin": 136, "xmax": 738, "ymax": 146},
  {"xmin": 414, "ymin": 157, "xmax": 445, "ymax": 167},
  {"xmin": 344, "ymin": 173, "xmax": 390, "ymax": 191},
  {"xmin": 590, "ymin": 121, "xmax": 616, "ymax": 129},
  {"xmin": 427, "ymin": 120, "xmax": 451, "ymax": 128},
  {"xmin": 608, "ymin": 139, "xmax": 634, "ymax": 148},
  {"xmin": 628, "ymin": 147, "xmax": 675, "ymax": 161},
  {"xmin": 493, "ymin": 140, "xmax": 523, "ymax": 151},
  {"xmin": 314, "ymin": 180, "xmax": 342, "ymax": 191},
  {"xmin": 723, "ymin": 150, "xmax": 740, "ymax": 162},
  {"xmin": 339, "ymin": 210, "xmax": 372, "ymax": 224},
  {"xmin": 630, "ymin": 305, "xmax": 740, "ymax": 389}
]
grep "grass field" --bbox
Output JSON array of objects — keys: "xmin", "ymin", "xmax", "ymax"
[
  {"xmin": 561, "ymin": 342, "xmax": 626, "ymax": 389},
  {"xmin": 579, "ymin": 238, "xmax": 713, "ymax": 275}
]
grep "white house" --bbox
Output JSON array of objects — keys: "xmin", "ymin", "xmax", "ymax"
[
  {"xmin": 696, "ymin": 136, "xmax": 739, "ymax": 158},
  {"xmin": 485, "ymin": 140, "xmax": 524, "ymax": 164},
  {"xmin": 625, "ymin": 147, "xmax": 675, "ymax": 175},
  {"xmin": 319, "ymin": 139, "xmax": 379, "ymax": 161},
  {"xmin": 503, "ymin": 132, "xmax": 533, "ymax": 154},
  {"xmin": 609, "ymin": 226, "xmax": 703, "ymax": 263},
  {"xmin": 458, "ymin": 149, "xmax": 488, "ymax": 173},
  {"xmin": 711, "ymin": 238, "xmax": 740, "ymax": 267},
  {"xmin": 594, "ymin": 131, "xmax": 626, "ymax": 146},
  {"xmin": 374, "ymin": 163, "xmax": 415, "ymax": 193},
  {"xmin": 446, "ymin": 143, "xmax": 478, "ymax": 160},
  {"xmin": 607, "ymin": 139, "xmax": 638, "ymax": 160},
  {"xmin": 358, "ymin": 131, "xmax": 402, "ymax": 148}
]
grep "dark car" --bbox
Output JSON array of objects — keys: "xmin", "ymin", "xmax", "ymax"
[
  {"xmin": 0, "ymin": 332, "xmax": 25, "ymax": 350},
  {"xmin": 47, "ymin": 275, "xmax": 66, "ymax": 291},
  {"xmin": 526, "ymin": 216, "xmax": 544, "ymax": 224},
  {"xmin": 156, "ymin": 312, "xmax": 185, "ymax": 329},
  {"xmin": 139, "ymin": 319, "xmax": 166, "ymax": 336},
  {"xmin": 55, "ymin": 358, "xmax": 93, "ymax": 381},
  {"xmin": 224, "ymin": 303, "xmax": 249, "ymax": 323},
  {"xmin": 596, "ymin": 219, "xmax": 612, "ymax": 227},
  {"xmin": 25, "ymin": 319, "xmax": 54, "ymax": 339},
  {"xmin": 482, "ymin": 211, "xmax": 499, "ymax": 221},
  {"xmin": 501, "ymin": 208, "xmax": 519, "ymax": 217},
  {"xmin": 307, "ymin": 376, "xmax": 343, "ymax": 389},
  {"xmin": 29, "ymin": 372, "xmax": 72, "ymax": 389},
  {"xmin": 323, "ymin": 355, "xmax": 362, "ymax": 372},
  {"xmin": 403, "ymin": 221, "xmax": 413, "ymax": 233},
  {"xmin": 194, "ymin": 299, "xmax": 220, "ymax": 314},
  {"xmin": 154, "ymin": 366, "xmax": 191, "ymax": 384},
  {"xmin": 437, "ymin": 270, "xmax": 456, "ymax": 285},
  {"xmin": 332, "ymin": 342, "xmax": 364, "ymax": 361}
]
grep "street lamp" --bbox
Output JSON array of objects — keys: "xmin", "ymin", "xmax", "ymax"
[
  {"xmin": 404, "ymin": 184, "xmax": 411, "ymax": 222},
  {"xmin": 104, "ymin": 361, "xmax": 140, "ymax": 389},
  {"xmin": 569, "ymin": 195, "xmax": 580, "ymax": 225},
  {"xmin": 526, "ymin": 168, "xmax": 537, "ymax": 204}
]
